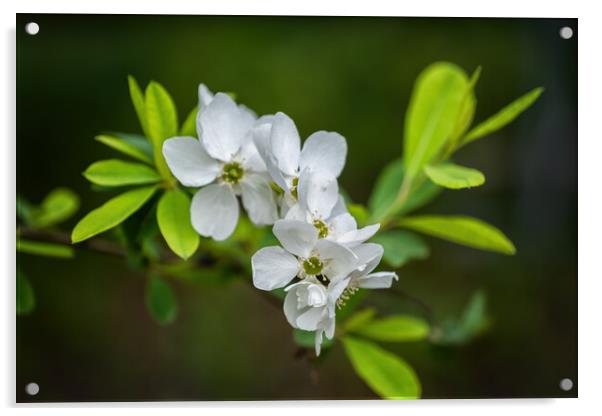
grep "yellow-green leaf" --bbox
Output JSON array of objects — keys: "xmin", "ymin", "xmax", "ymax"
[
  {"xmin": 145, "ymin": 81, "xmax": 178, "ymax": 179},
  {"xmin": 351, "ymin": 315, "xmax": 430, "ymax": 342},
  {"xmin": 128, "ymin": 75, "xmax": 149, "ymax": 136},
  {"xmin": 146, "ymin": 275, "xmax": 177, "ymax": 325},
  {"xmin": 399, "ymin": 215, "xmax": 516, "ymax": 255},
  {"xmin": 95, "ymin": 134, "xmax": 153, "ymax": 164},
  {"xmin": 157, "ymin": 189, "xmax": 199, "ymax": 260},
  {"xmin": 342, "ymin": 337, "xmax": 421, "ymax": 399},
  {"xmin": 17, "ymin": 238, "xmax": 74, "ymax": 258},
  {"xmin": 31, "ymin": 188, "xmax": 80, "ymax": 228},
  {"xmin": 403, "ymin": 62, "xmax": 469, "ymax": 182},
  {"xmin": 179, "ymin": 106, "xmax": 198, "ymax": 137},
  {"xmin": 71, "ymin": 186, "xmax": 157, "ymax": 243},
  {"xmin": 461, "ymin": 87, "xmax": 544, "ymax": 145},
  {"xmin": 424, "ymin": 163, "xmax": 485, "ymax": 189},
  {"xmin": 83, "ymin": 159, "xmax": 161, "ymax": 187}
]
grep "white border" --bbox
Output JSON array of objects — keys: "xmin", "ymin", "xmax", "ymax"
[{"xmin": 2, "ymin": 1, "xmax": 599, "ymax": 415}]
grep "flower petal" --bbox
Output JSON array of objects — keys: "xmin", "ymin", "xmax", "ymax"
[
  {"xmin": 239, "ymin": 138, "xmax": 267, "ymax": 173},
  {"xmin": 296, "ymin": 305, "xmax": 327, "ymax": 331},
  {"xmin": 300, "ymin": 131, "xmax": 347, "ymax": 177},
  {"xmin": 284, "ymin": 203, "xmax": 310, "ymax": 222},
  {"xmin": 270, "ymin": 112, "xmax": 301, "ymax": 176},
  {"xmin": 315, "ymin": 239, "xmax": 358, "ymax": 283},
  {"xmin": 338, "ymin": 224, "xmax": 381, "ymax": 247},
  {"xmin": 162, "ymin": 137, "xmax": 219, "ymax": 187},
  {"xmin": 297, "ymin": 169, "xmax": 339, "ymax": 220},
  {"xmin": 240, "ymin": 173, "xmax": 278, "ymax": 226},
  {"xmin": 197, "ymin": 93, "xmax": 253, "ymax": 161},
  {"xmin": 357, "ymin": 271, "xmax": 399, "ymax": 289},
  {"xmin": 283, "ymin": 287, "xmax": 304, "ymax": 327},
  {"xmin": 329, "ymin": 213, "xmax": 357, "ymax": 236},
  {"xmin": 190, "ymin": 183, "xmax": 239, "ymax": 241},
  {"xmin": 198, "ymin": 83, "xmax": 214, "ymax": 107},
  {"xmin": 351, "ymin": 243, "xmax": 384, "ymax": 276},
  {"xmin": 252, "ymin": 246, "xmax": 300, "ymax": 291},
  {"xmin": 329, "ymin": 195, "xmax": 348, "ymax": 218},
  {"xmin": 273, "ymin": 219, "xmax": 318, "ymax": 258}
]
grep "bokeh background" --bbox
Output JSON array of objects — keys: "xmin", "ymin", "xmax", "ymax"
[{"xmin": 16, "ymin": 14, "xmax": 577, "ymax": 401}]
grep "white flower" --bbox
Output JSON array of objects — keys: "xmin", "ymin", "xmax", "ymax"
[
  {"xmin": 280, "ymin": 243, "xmax": 398, "ymax": 356},
  {"xmin": 283, "ymin": 277, "xmax": 350, "ymax": 356},
  {"xmin": 285, "ymin": 196, "xmax": 380, "ymax": 248},
  {"xmin": 198, "ymin": 83, "xmax": 257, "ymax": 120},
  {"xmin": 252, "ymin": 112, "xmax": 347, "ymax": 217},
  {"xmin": 163, "ymin": 92, "xmax": 278, "ymax": 241},
  {"xmin": 348, "ymin": 243, "xmax": 399, "ymax": 289},
  {"xmin": 251, "ymin": 219, "xmax": 358, "ymax": 291}
]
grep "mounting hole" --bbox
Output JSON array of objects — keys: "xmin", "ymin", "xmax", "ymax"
[
  {"xmin": 559, "ymin": 378, "xmax": 573, "ymax": 391},
  {"xmin": 25, "ymin": 22, "xmax": 40, "ymax": 35},
  {"xmin": 25, "ymin": 382, "xmax": 39, "ymax": 396},
  {"xmin": 559, "ymin": 26, "xmax": 573, "ymax": 40}
]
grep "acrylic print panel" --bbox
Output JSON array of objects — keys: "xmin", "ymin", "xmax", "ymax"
[{"xmin": 16, "ymin": 14, "xmax": 577, "ymax": 402}]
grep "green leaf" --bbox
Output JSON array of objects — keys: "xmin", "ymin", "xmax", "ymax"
[
  {"xmin": 424, "ymin": 162, "xmax": 485, "ymax": 189},
  {"xmin": 128, "ymin": 76, "xmax": 149, "ymax": 136},
  {"xmin": 157, "ymin": 189, "xmax": 199, "ymax": 260},
  {"xmin": 83, "ymin": 159, "xmax": 161, "ymax": 187},
  {"xmin": 71, "ymin": 185, "xmax": 158, "ymax": 243},
  {"xmin": 145, "ymin": 275, "xmax": 177, "ymax": 325},
  {"xmin": 461, "ymin": 87, "xmax": 544, "ymax": 146},
  {"xmin": 145, "ymin": 81, "xmax": 178, "ymax": 179},
  {"xmin": 351, "ymin": 315, "xmax": 430, "ymax": 342},
  {"xmin": 368, "ymin": 158, "xmax": 441, "ymax": 221},
  {"xmin": 344, "ymin": 308, "xmax": 376, "ymax": 332},
  {"xmin": 179, "ymin": 106, "xmax": 198, "ymax": 137},
  {"xmin": 449, "ymin": 66, "xmax": 481, "ymax": 143},
  {"xmin": 17, "ymin": 238, "xmax": 74, "ymax": 258},
  {"xmin": 342, "ymin": 337, "xmax": 421, "ymax": 399},
  {"xmin": 31, "ymin": 188, "xmax": 80, "ymax": 228},
  {"xmin": 17, "ymin": 269, "xmax": 35, "ymax": 315},
  {"xmin": 403, "ymin": 62, "xmax": 469, "ymax": 182},
  {"xmin": 16, "ymin": 195, "xmax": 35, "ymax": 225},
  {"xmin": 95, "ymin": 134, "xmax": 154, "ymax": 164},
  {"xmin": 348, "ymin": 203, "xmax": 369, "ymax": 227},
  {"xmin": 399, "ymin": 215, "xmax": 516, "ymax": 255},
  {"xmin": 293, "ymin": 329, "xmax": 333, "ymax": 350},
  {"xmin": 373, "ymin": 230, "xmax": 429, "ymax": 268},
  {"xmin": 433, "ymin": 290, "xmax": 489, "ymax": 345}
]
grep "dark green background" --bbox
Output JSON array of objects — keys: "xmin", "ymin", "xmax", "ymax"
[{"xmin": 16, "ymin": 14, "xmax": 577, "ymax": 401}]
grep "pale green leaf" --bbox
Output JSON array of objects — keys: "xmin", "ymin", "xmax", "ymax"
[
  {"xmin": 403, "ymin": 62, "xmax": 469, "ymax": 181},
  {"xmin": 351, "ymin": 315, "xmax": 430, "ymax": 342},
  {"xmin": 31, "ymin": 188, "xmax": 80, "ymax": 228},
  {"xmin": 71, "ymin": 185, "xmax": 157, "ymax": 243},
  {"xmin": 145, "ymin": 81, "xmax": 178, "ymax": 178},
  {"xmin": 461, "ymin": 87, "xmax": 544, "ymax": 145},
  {"xmin": 83, "ymin": 159, "xmax": 161, "ymax": 187},
  {"xmin": 128, "ymin": 75, "xmax": 149, "ymax": 136},
  {"xmin": 179, "ymin": 106, "xmax": 198, "ymax": 137},
  {"xmin": 399, "ymin": 215, "xmax": 516, "ymax": 255},
  {"xmin": 95, "ymin": 134, "xmax": 153, "ymax": 164},
  {"xmin": 146, "ymin": 275, "xmax": 177, "ymax": 325},
  {"xmin": 368, "ymin": 158, "xmax": 441, "ymax": 221},
  {"xmin": 424, "ymin": 162, "xmax": 485, "ymax": 189},
  {"xmin": 342, "ymin": 337, "xmax": 421, "ymax": 399},
  {"xmin": 373, "ymin": 230, "xmax": 429, "ymax": 267},
  {"xmin": 344, "ymin": 308, "xmax": 376, "ymax": 332},
  {"xmin": 17, "ymin": 269, "xmax": 35, "ymax": 315},
  {"xmin": 17, "ymin": 238, "xmax": 74, "ymax": 258},
  {"xmin": 433, "ymin": 290, "xmax": 489, "ymax": 345},
  {"xmin": 157, "ymin": 189, "xmax": 199, "ymax": 260}
]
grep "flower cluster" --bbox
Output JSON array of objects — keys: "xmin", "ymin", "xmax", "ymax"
[{"xmin": 163, "ymin": 84, "xmax": 398, "ymax": 354}]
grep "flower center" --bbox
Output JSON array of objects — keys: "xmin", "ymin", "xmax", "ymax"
[
  {"xmin": 302, "ymin": 256, "xmax": 323, "ymax": 275},
  {"xmin": 336, "ymin": 285, "xmax": 359, "ymax": 309},
  {"xmin": 313, "ymin": 219, "xmax": 329, "ymax": 238},
  {"xmin": 290, "ymin": 177, "xmax": 299, "ymax": 200},
  {"xmin": 221, "ymin": 162, "xmax": 244, "ymax": 184}
]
